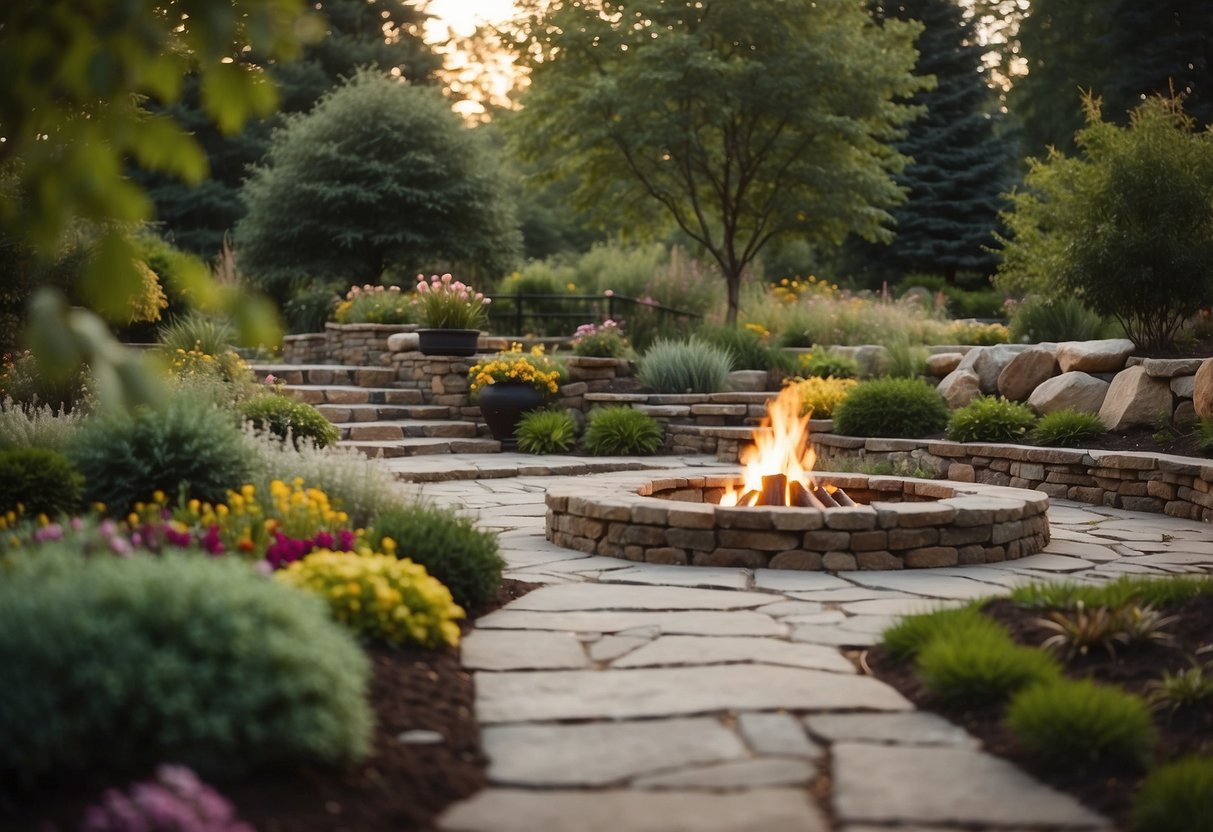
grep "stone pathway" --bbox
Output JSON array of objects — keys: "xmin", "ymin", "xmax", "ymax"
[{"xmin": 388, "ymin": 454, "xmax": 1213, "ymax": 832}]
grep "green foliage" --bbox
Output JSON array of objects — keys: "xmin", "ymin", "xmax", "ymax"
[
  {"xmin": 1006, "ymin": 679, "xmax": 1156, "ymax": 769},
  {"xmin": 880, "ymin": 603, "xmax": 998, "ymax": 661},
  {"xmin": 0, "ymin": 350, "xmax": 91, "ymax": 413},
  {"xmin": 1132, "ymin": 755, "xmax": 1213, "ymax": 832},
  {"xmin": 1199, "ymin": 418, "xmax": 1213, "ymax": 456},
  {"xmin": 570, "ymin": 320, "xmax": 631, "ymax": 358},
  {"xmin": 0, "ymin": 448, "xmax": 82, "ymax": 517},
  {"xmin": 944, "ymin": 320, "xmax": 1011, "ymax": 346},
  {"xmin": 516, "ymin": 409, "xmax": 578, "ymax": 455},
  {"xmin": 284, "ymin": 284, "xmax": 341, "ymax": 334},
  {"xmin": 637, "ymin": 338, "xmax": 734, "ymax": 394},
  {"xmin": 1147, "ymin": 663, "xmax": 1213, "ymax": 714},
  {"xmin": 581, "ymin": 406, "xmax": 665, "ymax": 456},
  {"xmin": 947, "ymin": 396, "xmax": 1037, "ymax": 443},
  {"xmin": 995, "ymin": 96, "xmax": 1213, "ymax": 350},
  {"xmin": 159, "ymin": 312, "xmax": 236, "ymax": 356},
  {"xmin": 797, "ymin": 349, "xmax": 861, "ymax": 380},
  {"xmin": 785, "ymin": 376, "xmax": 858, "ymax": 419},
  {"xmin": 367, "ymin": 504, "xmax": 504, "ymax": 610},
  {"xmin": 241, "ymin": 393, "xmax": 339, "ymax": 449},
  {"xmin": 1008, "ymin": 296, "xmax": 1111, "ymax": 343},
  {"xmin": 333, "ymin": 284, "xmax": 415, "ymax": 325},
  {"xmin": 1036, "ymin": 602, "xmax": 1176, "ymax": 660},
  {"xmin": 0, "ymin": 553, "xmax": 372, "ymax": 783},
  {"xmin": 917, "ymin": 627, "xmax": 1062, "ymax": 706},
  {"xmin": 833, "ymin": 377, "xmax": 948, "ymax": 437},
  {"xmin": 1032, "ymin": 408, "xmax": 1108, "ymax": 447},
  {"xmin": 494, "ymin": 264, "xmax": 578, "ymax": 337},
  {"xmin": 696, "ymin": 324, "xmax": 796, "ymax": 374},
  {"xmin": 0, "ymin": 402, "xmax": 84, "ymax": 452},
  {"xmin": 1010, "ymin": 576, "xmax": 1213, "ymax": 611},
  {"xmin": 882, "ymin": 337, "xmax": 930, "ymax": 379},
  {"xmin": 70, "ymin": 397, "xmax": 250, "ymax": 514}
]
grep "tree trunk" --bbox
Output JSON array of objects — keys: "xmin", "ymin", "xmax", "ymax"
[
  {"xmin": 944, "ymin": 263, "xmax": 958, "ymax": 286},
  {"xmin": 725, "ymin": 269, "xmax": 742, "ymax": 325}
]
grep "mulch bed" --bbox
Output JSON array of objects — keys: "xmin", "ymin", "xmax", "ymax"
[
  {"xmin": 1, "ymin": 579, "xmax": 539, "ymax": 832},
  {"xmin": 863, "ymin": 595, "xmax": 1213, "ymax": 830}
]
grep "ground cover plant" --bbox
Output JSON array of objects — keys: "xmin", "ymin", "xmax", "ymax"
[
  {"xmin": 946, "ymin": 396, "xmax": 1037, "ymax": 443},
  {"xmin": 581, "ymin": 406, "xmax": 665, "ymax": 456}
]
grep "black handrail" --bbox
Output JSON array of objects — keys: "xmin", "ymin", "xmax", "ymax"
[{"xmin": 485, "ymin": 292, "xmax": 702, "ymax": 336}]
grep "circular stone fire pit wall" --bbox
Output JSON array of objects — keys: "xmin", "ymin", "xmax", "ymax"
[{"xmin": 545, "ymin": 472, "xmax": 1050, "ymax": 571}]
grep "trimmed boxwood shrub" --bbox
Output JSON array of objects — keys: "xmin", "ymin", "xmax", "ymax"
[
  {"xmin": 833, "ymin": 378, "xmax": 948, "ymax": 438},
  {"xmin": 241, "ymin": 393, "xmax": 340, "ymax": 449},
  {"xmin": 581, "ymin": 406, "xmax": 665, "ymax": 456},
  {"xmin": 0, "ymin": 447, "xmax": 82, "ymax": 517},
  {"xmin": 916, "ymin": 626, "xmax": 1061, "ymax": 706},
  {"xmin": 946, "ymin": 396, "xmax": 1037, "ymax": 443}
]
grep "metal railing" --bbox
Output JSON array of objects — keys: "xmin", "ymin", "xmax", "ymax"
[{"xmin": 485, "ymin": 292, "xmax": 702, "ymax": 336}]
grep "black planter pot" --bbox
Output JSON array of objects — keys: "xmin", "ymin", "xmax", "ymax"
[
  {"xmin": 417, "ymin": 328, "xmax": 480, "ymax": 357},
  {"xmin": 477, "ymin": 382, "xmax": 548, "ymax": 450}
]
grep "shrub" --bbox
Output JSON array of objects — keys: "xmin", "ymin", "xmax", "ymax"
[
  {"xmin": 0, "ymin": 350, "xmax": 91, "ymax": 412},
  {"xmin": 1007, "ymin": 295, "xmax": 1111, "ymax": 343},
  {"xmin": 785, "ymin": 376, "xmax": 858, "ymax": 419},
  {"xmin": 797, "ymin": 349, "xmax": 860, "ymax": 379},
  {"xmin": 241, "ymin": 394, "xmax": 340, "ymax": 449},
  {"xmin": 516, "ymin": 408, "xmax": 578, "ymax": 454},
  {"xmin": 917, "ymin": 627, "xmax": 1062, "ymax": 706},
  {"xmin": 1148, "ymin": 663, "xmax": 1213, "ymax": 714},
  {"xmin": 570, "ymin": 319, "xmax": 630, "ymax": 358},
  {"xmin": 332, "ymin": 283, "xmax": 414, "ymax": 325},
  {"xmin": 80, "ymin": 764, "xmax": 253, "ymax": 832},
  {"xmin": 833, "ymin": 378, "xmax": 948, "ymax": 438},
  {"xmin": 882, "ymin": 337, "xmax": 929, "ymax": 379},
  {"xmin": 69, "ymin": 397, "xmax": 250, "ymax": 514},
  {"xmin": 636, "ymin": 337, "xmax": 734, "ymax": 393},
  {"xmin": 1199, "ymin": 417, "xmax": 1213, "ymax": 456},
  {"xmin": 1032, "ymin": 408, "xmax": 1107, "ymax": 447},
  {"xmin": 696, "ymin": 323, "xmax": 796, "ymax": 374},
  {"xmin": 1132, "ymin": 756, "xmax": 1213, "ymax": 832},
  {"xmin": 412, "ymin": 273, "xmax": 492, "ymax": 330},
  {"xmin": 0, "ymin": 447, "xmax": 82, "ymax": 518},
  {"xmin": 881, "ymin": 604, "xmax": 1004, "ymax": 662},
  {"xmin": 0, "ymin": 553, "xmax": 372, "ymax": 783},
  {"xmin": 278, "ymin": 550, "xmax": 465, "ymax": 647},
  {"xmin": 581, "ymin": 406, "xmax": 665, "ymax": 455},
  {"xmin": 945, "ymin": 320, "xmax": 1011, "ymax": 346},
  {"xmin": 159, "ymin": 312, "xmax": 235, "ymax": 356},
  {"xmin": 496, "ymin": 264, "xmax": 578, "ymax": 336},
  {"xmin": 1006, "ymin": 678, "xmax": 1156, "ymax": 769},
  {"xmin": 947, "ymin": 396, "xmax": 1037, "ymax": 443},
  {"xmin": 0, "ymin": 402, "xmax": 84, "ymax": 451},
  {"xmin": 367, "ymin": 504, "xmax": 504, "ymax": 610}
]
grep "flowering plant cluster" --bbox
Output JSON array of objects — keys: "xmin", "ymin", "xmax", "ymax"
[
  {"xmin": 166, "ymin": 347, "xmax": 252, "ymax": 386},
  {"xmin": 333, "ymin": 284, "xmax": 414, "ymax": 325},
  {"xmin": 570, "ymin": 319, "xmax": 630, "ymax": 358},
  {"xmin": 771, "ymin": 275, "xmax": 839, "ymax": 304},
  {"xmin": 412, "ymin": 273, "xmax": 490, "ymax": 329},
  {"xmin": 468, "ymin": 344, "xmax": 566, "ymax": 396},
  {"xmin": 80, "ymin": 764, "xmax": 253, "ymax": 832},
  {"xmin": 785, "ymin": 375, "xmax": 858, "ymax": 418}
]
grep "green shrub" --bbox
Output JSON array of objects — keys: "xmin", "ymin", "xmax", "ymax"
[
  {"xmin": 284, "ymin": 283, "xmax": 341, "ymax": 333},
  {"xmin": 0, "ymin": 448, "xmax": 82, "ymax": 518},
  {"xmin": 70, "ymin": 397, "xmax": 250, "ymax": 514},
  {"xmin": 1199, "ymin": 417, "xmax": 1213, "ymax": 456},
  {"xmin": 581, "ymin": 406, "xmax": 665, "ymax": 456},
  {"xmin": 880, "ymin": 604, "xmax": 1001, "ymax": 661},
  {"xmin": 785, "ymin": 376, "xmax": 858, "ymax": 418},
  {"xmin": 1132, "ymin": 755, "xmax": 1213, "ymax": 832},
  {"xmin": 571, "ymin": 320, "xmax": 630, "ymax": 358},
  {"xmin": 0, "ymin": 402, "xmax": 84, "ymax": 451},
  {"xmin": 1148, "ymin": 663, "xmax": 1213, "ymax": 714},
  {"xmin": 696, "ymin": 324, "xmax": 796, "ymax": 374},
  {"xmin": 516, "ymin": 408, "xmax": 578, "ymax": 454},
  {"xmin": 833, "ymin": 378, "xmax": 949, "ymax": 438},
  {"xmin": 917, "ymin": 627, "xmax": 1061, "ymax": 705},
  {"xmin": 333, "ymin": 283, "xmax": 414, "ymax": 325},
  {"xmin": 0, "ymin": 553, "xmax": 372, "ymax": 784},
  {"xmin": 882, "ymin": 337, "xmax": 929, "ymax": 378},
  {"xmin": 1006, "ymin": 679, "xmax": 1156, "ymax": 769},
  {"xmin": 797, "ymin": 349, "xmax": 860, "ymax": 379},
  {"xmin": 1007, "ymin": 296, "xmax": 1112, "ymax": 344},
  {"xmin": 159, "ymin": 312, "xmax": 236, "ymax": 356},
  {"xmin": 1032, "ymin": 408, "xmax": 1107, "ymax": 447},
  {"xmin": 241, "ymin": 393, "xmax": 340, "ymax": 449},
  {"xmin": 947, "ymin": 396, "xmax": 1037, "ymax": 443},
  {"xmin": 636, "ymin": 337, "xmax": 734, "ymax": 393},
  {"xmin": 367, "ymin": 504, "xmax": 504, "ymax": 610},
  {"xmin": 944, "ymin": 320, "xmax": 1011, "ymax": 346},
  {"xmin": 0, "ymin": 351, "xmax": 91, "ymax": 413}
]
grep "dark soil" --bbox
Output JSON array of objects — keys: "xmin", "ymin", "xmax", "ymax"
[
  {"xmin": 1, "ymin": 579, "xmax": 539, "ymax": 832},
  {"xmin": 864, "ymin": 595, "xmax": 1213, "ymax": 830}
]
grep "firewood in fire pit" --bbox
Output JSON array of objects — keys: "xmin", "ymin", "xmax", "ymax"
[
  {"xmin": 760, "ymin": 474, "xmax": 787, "ymax": 507},
  {"xmin": 789, "ymin": 480, "xmax": 827, "ymax": 509}
]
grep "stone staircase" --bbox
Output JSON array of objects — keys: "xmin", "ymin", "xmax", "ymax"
[{"xmin": 252, "ymin": 363, "xmax": 500, "ymax": 458}]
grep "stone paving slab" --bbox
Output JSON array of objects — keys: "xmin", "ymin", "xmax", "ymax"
[
  {"xmin": 843, "ymin": 572, "xmax": 1017, "ymax": 600},
  {"xmin": 596, "ymin": 564, "xmax": 751, "ymax": 590},
  {"xmin": 737, "ymin": 712, "xmax": 822, "ymax": 759},
  {"xmin": 610, "ymin": 635, "xmax": 856, "ymax": 673},
  {"xmin": 475, "ymin": 609, "xmax": 788, "ymax": 637},
  {"xmin": 461, "ymin": 630, "xmax": 590, "ymax": 671},
  {"xmin": 839, "ymin": 598, "xmax": 968, "ymax": 617},
  {"xmin": 805, "ymin": 712, "xmax": 979, "ymax": 747},
  {"xmin": 507, "ymin": 583, "xmax": 776, "ymax": 612},
  {"xmin": 633, "ymin": 758, "xmax": 815, "ymax": 790},
  {"xmin": 788, "ymin": 623, "xmax": 881, "ymax": 647},
  {"xmin": 752, "ymin": 570, "xmax": 854, "ymax": 592}
]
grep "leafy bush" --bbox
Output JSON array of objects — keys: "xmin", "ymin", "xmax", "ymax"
[
  {"xmin": 581, "ymin": 406, "xmax": 665, "ymax": 456},
  {"xmin": 785, "ymin": 376, "xmax": 857, "ymax": 419},
  {"xmin": 516, "ymin": 409, "xmax": 578, "ymax": 454},
  {"xmin": 159, "ymin": 312, "xmax": 235, "ymax": 356},
  {"xmin": 368, "ymin": 504, "xmax": 504, "ymax": 610},
  {"xmin": 696, "ymin": 323, "xmax": 796, "ymax": 373},
  {"xmin": 80, "ymin": 764, "xmax": 253, "ymax": 832},
  {"xmin": 0, "ymin": 350, "xmax": 91, "ymax": 412},
  {"xmin": 333, "ymin": 283, "xmax": 415, "ymax": 325},
  {"xmin": 70, "ymin": 397, "xmax": 250, "ymax": 514},
  {"xmin": 944, "ymin": 320, "xmax": 1010, "ymax": 346},
  {"xmin": 0, "ymin": 553, "xmax": 372, "ymax": 783},
  {"xmin": 881, "ymin": 604, "xmax": 1004, "ymax": 661},
  {"xmin": 0, "ymin": 447, "xmax": 82, "ymax": 518},
  {"xmin": 241, "ymin": 393, "xmax": 340, "ymax": 449},
  {"xmin": 833, "ymin": 378, "xmax": 949, "ymax": 438},
  {"xmin": 1006, "ymin": 679, "xmax": 1156, "ymax": 769},
  {"xmin": 1132, "ymin": 755, "xmax": 1213, "ymax": 832},
  {"xmin": 947, "ymin": 396, "xmax": 1038, "ymax": 443},
  {"xmin": 284, "ymin": 283, "xmax": 340, "ymax": 334},
  {"xmin": 571, "ymin": 319, "xmax": 630, "ymax": 358},
  {"xmin": 917, "ymin": 627, "xmax": 1062, "ymax": 706},
  {"xmin": 636, "ymin": 337, "xmax": 734, "ymax": 393},
  {"xmin": 0, "ymin": 402, "xmax": 84, "ymax": 451},
  {"xmin": 1032, "ymin": 408, "xmax": 1107, "ymax": 447},
  {"xmin": 1007, "ymin": 295, "xmax": 1111, "ymax": 343},
  {"xmin": 277, "ymin": 550, "xmax": 464, "ymax": 648},
  {"xmin": 797, "ymin": 349, "xmax": 860, "ymax": 379}
]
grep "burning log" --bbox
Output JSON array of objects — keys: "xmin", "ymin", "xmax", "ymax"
[
  {"xmin": 788, "ymin": 481, "xmax": 827, "ymax": 509},
  {"xmin": 810, "ymin": 483, "xmax": 839, "ymax": 508},
  {"xmin": 830, "ymin": 486, "xmax": 856, "ymax": 508},
  {"xmin": 760, "ymin": 474, "xmax": 787, "ymax": 507}
]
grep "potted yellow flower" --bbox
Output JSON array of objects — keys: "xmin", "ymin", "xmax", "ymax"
[
  {"xmin": 412, "ymin": 273, "xmax": 491, "ymax": 356},
  {"xmin": 468, "ymin": 345, "xmax": 567, "ymax": 449}
]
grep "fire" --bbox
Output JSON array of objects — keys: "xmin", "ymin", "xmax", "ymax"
[{"xmin": 721, "ymin": 385, "xmax": 818, "ymax": 507}]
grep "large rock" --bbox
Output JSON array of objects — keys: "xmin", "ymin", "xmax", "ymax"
[
  {"xmin": 926, "ymin": 352, "xmax": 963, "ymax": 378},
  {"xmin": 956, "ymin": 344, "xmax": 1029, "ymax": 394},
  {"xmin": 386, "ymin": 331, "xmax": 420, "ymax": 352},
  {"xmin": 996, "ymin": 347, "xmax": 1058, "ymax": 402},
  {"xmin": 1195, "ymin": 358, "xmax": 1213, "ymax": 419},
  {"xmin": 935, "ymin": 369, "xmax": 981, "ymax": 409},
  {"xmin": 1098, "ymin": 365, "xmax": 1174, "ymax": 430},
  {"xmin": 1056, "ymin": 339, "xmax": 1135, "ymax": 373},
  {"xmin": 1027, "ymin": 372, "xmax": 1109, "ymax": 415},
  {"xmin": 1142, "ymin": 357, "xmax": 1206, "ymax": 378}
]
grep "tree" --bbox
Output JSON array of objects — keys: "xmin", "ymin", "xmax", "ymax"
[
  {"xmin": 994, "ymin": 96, "xmax": 1213, "ymax": 351},
  {"xmin": 506, "ymin": 0, "xmax": 927, "ymax": 324},
  {"xmin": 235, "ymin": 71, "xmax": 521, "ymax": 299}
]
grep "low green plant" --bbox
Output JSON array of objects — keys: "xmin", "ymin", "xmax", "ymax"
[
  {"xmin": 0, "ymin": 351, "xmax": 91, "ymax": 412},
  {"xmin": 1199, "ymin": 417, "xmax": 1213, "ymax": 456},
  {"xmin": 241, "ymin": 393, "xmax": 340, "ymax": 449},
  {"xmin": 946, "ymin": 396, "xmax": 1038, "ymax": 443},
  {"xmin": 1032, "ymin": 408, "xmax": 1107, "ymax": 447},
  {"xmin": 581, "ymin": 406, "xmax": 665, "ymax": 456},
  {"xmin": 367, "ymin": 504, "xmax": 505, "ymax": 610},
  {"xmin": 833, "ymin": 378, "xmax": 949, "ymax": 438},
  {"xmin": 636, "ymin": 337, "xmax": 734, "ymax": 393},
  {"xmin": 696, "ymin": 324, "xmax": 796, "ymax": 374},
  {"xmin": 1147, "ymin": 662, "xmax": 1213, "ymax": 713},
  {"xmin": 1006, "ymin": 678, "xmax": 1156, "ymax": 770},
  {"xmin": 570, "ymin": 319, "xmax": 630, "ymax": 358},
  {"xmin": 1132, "ymin": 755, "xmax": 1213, "ymax": 832},
  {"xmin": 159, "ymin": 312, "xmax": 236, "ymax": 356},
  {"xmin": 882, "ymin": 338, "xmax": 929, "ymax": 378},
  {"xmin": 945, "ymin": 320, "xmax": 1011, "ymax": 346},
  {"xmin": 0, "ymin": 553, "xmax": 372, "ymax": 784},
  {"xmin": 1011, "ymin": 576, "xmax": 1213, "ymax": 611},
  {"xmin": 0, "ymin": 402, "xmax": 84, "ymax": 451},
  {"xmin": 797, "ymin": 349, "xmax": 860, "ymax": 379},
  {"xmin": 516, "ymin": 408, "xmax": 578, "ymax": 454},
  {"xmin": 916, "ymin": 627, "xmax": 1062, "ymax": 705},
  {"xmin": 1034, "ymin": 601, "xmax": 1174, "ymax": 660},
  {"xmin": 880, "ymin": 604, "xmax": 999, "ymax": 661},
  {"xmin": 0, "ymin": 447, "xmax": 82, "ymax": 518},
  {"xmin": 1007, "ymin": 296, "xmax": 1112, "ymax": 343}
]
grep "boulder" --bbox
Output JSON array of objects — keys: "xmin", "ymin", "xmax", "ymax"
[
  {"xmin": 1142, "ymin": 357, "xmax": 1206, "ymax": 378},
  {"xmin": 1098, "ymin": 366, "xmax": 1174, "ymax": 430},
  {"xmin": 1171, "ymin": 375, "xmax": 1196, "ymax": 399},
  {"xmin": 387, "ymin": 331, "xmax": 420, "ymax": 352},
  {"xmin": 956, "ymin": 344, "xmax": 1029, "ymax": 395},
  {"xmin": 997, "ymin": 347, "xmax": 1058, "ymax": 402},
  {"xmin": 727, "ymin": 370, "xmax": 769, "ymax": 393},
  {"xmin": 1056, "ymin": 339, "xmax": 1135, "ymax": 373},
  {"xmin": 1028, "ymin": 372, "xmax": 1109, "ymax": 415},
  {"xmin": 1175, "ymin": 400, "xmax": 1198, "ymax": 428},
  {"xmin": 936, "ymin": 369, "xmax": 982, "ymax": 409},
  {"xmin": 828, "ymin": 345, "xmax": 889, "ymax": 378},
  {"xmin": 1194, "ymin": 358, "xmax": 1213, "ymax": 420},
  {"xmin": 926, "ymin": 352, "xmax": 963, "ymax": 378}
]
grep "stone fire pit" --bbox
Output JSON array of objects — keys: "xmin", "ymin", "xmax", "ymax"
[{"xmin": 545, "ymin": 471, "xmax": 1050, "ymax": 571}]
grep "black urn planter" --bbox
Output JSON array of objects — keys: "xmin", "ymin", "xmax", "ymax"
[
  {"xmin": 477, "ymin": 382, "xmax": 548, "ymax": 450},
  {"xmin": 417, "ymin": 328, "xmax": 480, "ymax": 357}
]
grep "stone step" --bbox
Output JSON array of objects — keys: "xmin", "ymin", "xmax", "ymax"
[
  {"xmin": 284, "ymin": 385, "xmax": 423, "ymax": 406},
  {"xmin": 341, "ymin": 420, "xmax": 481, "ymax": 441},
  {"xmin": 252, "ymin": 363, "xmax": 398, "ymax": 389},
  {"xmin": 316, "ymin": 403, "xmax": 450, "ymax": 423},
  {"xmin": 339, "ymin": 437, "xmax": 501, "ymax": 458}
]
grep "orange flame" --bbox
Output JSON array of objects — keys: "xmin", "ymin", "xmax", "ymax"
[{"xmin": 721, "ymin": 385, "xmax": 817, "ymax": 506}]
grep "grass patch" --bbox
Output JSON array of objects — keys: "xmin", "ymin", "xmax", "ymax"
[{"xmin": 916, "ymin": 627, "xmax": 1062, "ymax": 706}]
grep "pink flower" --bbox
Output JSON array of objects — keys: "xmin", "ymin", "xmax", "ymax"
[{"xmin": 263, "ymin": 373, "xmax": 277, "ymax": 385}]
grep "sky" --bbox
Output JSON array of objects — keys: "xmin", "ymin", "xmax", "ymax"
[{"xmin": 426, "ymin": 0, "xmax": 519, "ymax": 38}]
